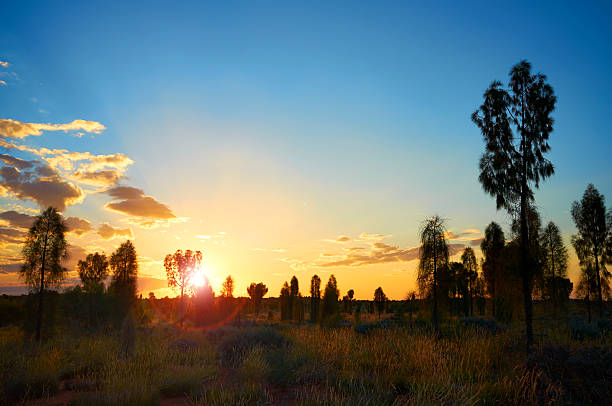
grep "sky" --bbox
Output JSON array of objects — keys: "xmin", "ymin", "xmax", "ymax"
[{"xmin": 1, "ymin": 1, "xmax": 611, "ymax": 299}]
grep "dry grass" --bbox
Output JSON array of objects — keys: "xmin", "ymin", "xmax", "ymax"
[{"xmin": 0, "ymin": 313, "xmax": 609, "ymax": 405}]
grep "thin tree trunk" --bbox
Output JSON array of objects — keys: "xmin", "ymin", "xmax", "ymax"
[
  {"xmin": 36, "ymin": 227, "xmax": 49, "ymax": 342},
  {"xmin": 550, "ymin": 235, "xmax": 556, "ymax": 318},
  {"xmin": 594, "ymin": 253, "xmax": 603, "ymax": 318},
  {"xmin": 586, "ymin": 292, "xmax": 591, "ymax": 323},
  {"xmin": 180, "ymin": 285, "xmax": 184, "ymax": 327},
  {"xmin": 432, "ymin": 240, "xmax": 439, "ymax": 334},
  {"xmin": 520, "ymin": 176, "xmax": 534, "ymax": 351}
]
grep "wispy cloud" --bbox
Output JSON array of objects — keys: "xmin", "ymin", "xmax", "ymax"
[{"xmin": 318, "ymin": 241, "xmax": 466, "ymax": 267}]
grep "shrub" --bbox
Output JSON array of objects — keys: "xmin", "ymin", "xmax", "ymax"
[
  {"xmin": 527, "ymin": 344, "xmax": 612, "ymax": 404},
  {"xmin": 568, "ymin": 317, "xmax": 600, "ymax": 340},
  {"xmin": 217, "ymin": 327, "xmax": 290, "ymax": 368},
  {"xmin": 460, "ymin": 317, "xmax": 502, "ymax": 335}
]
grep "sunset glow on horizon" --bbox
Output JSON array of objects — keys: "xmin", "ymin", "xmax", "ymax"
[{"xmin": 1, "ymin": 1, "xmax": 611, "ymax": 300}]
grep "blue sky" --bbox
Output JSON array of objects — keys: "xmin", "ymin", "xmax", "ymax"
[{"xmin": 1, "ymin": 1, "xmax": 611, "ymax": 298}]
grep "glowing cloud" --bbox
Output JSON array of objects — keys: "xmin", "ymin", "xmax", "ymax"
[
  {"xmin": 104, "ymin": 186, "xmax": 176, "ymax": 219},
  {"xmin": 0, "ymin": 119, "xmax": 105, "ymax": 139},
  {"xmin": 97, "ymin": 223, "xmax": 133, "ymax": 239}
]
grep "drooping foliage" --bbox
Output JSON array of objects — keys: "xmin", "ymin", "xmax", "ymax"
[
  {"xmin": 78, "ymin": 252, "xmax": 109, "ymax": 293},
  {"xmin": 20, "ymin": 207, "xmax": 67, "ymax": 341},
  {"xmin": 540, "ymin": 221, "xmax": 569, "ymax": 311},
  {"xmin": 373, "ymin": 287, "xmax": 387, "ymax": 319},
  {"xmin": 571, "ymin": 184, "xmax": 612, "ymax": 317},
  {"xmin": 320, "ymin": 274, "xmax": 340, "ymax": 327},
  {"xmin": 310, "ymin": 274, "xmax": 321, "ymax": 322},
  {"xmin": 481, "ymin": 222, "xmax": 505, "ymax": 318},
  {"xmin": 247, "ymin": 282, "xmax": 268, "ymax": 315},
  {"xmin": 109, "ymin": 240, "xmax": 138, "ymax": 315},
  {"xmin": 418, "ymin": 215, "xmax": 448, "ymax": 333},
  {"xmin": 473, "ymin": 60, "xmax": 556, "ymax": 349}
]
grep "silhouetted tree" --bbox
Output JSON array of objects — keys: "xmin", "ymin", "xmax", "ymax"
[
  {"xmin": 280, "ymin": 281, "xmax": 291, "ymax": 321},
  {"xmin": 292, "ymin": 293, "xmax": 305, "ymax": 322},
  {"xmin": 221, "ymin": 275, "xmax": 234, "ymax": 298},
  {"xmin": 342, "ymin": 289, "xmax": 354, "ymax": 313},
  {"xmin": 164, "ymin": 250, "xmax": 202, "ymax": 302},
  {"xmin": 540, "ymin": 221, "xmax": 568, "ymax": 315},
  {"xmin": 310, "ymin": 274, "xmax": 321, "ymax": 322},
  {"xmin": 164, "ymin": 249, "xmax": 202, "ymax": 325},
  {"xmin": 109, "ymin": 240, "xmax": 138, "ymax": 316},
  {"xmin": 406, "ymin": 291, "xmax": 416, "ymax": 323},
  {"xmin": 473, "ymin": 60, "xmax": 556, "ymax": 350},
  {"xmin": 20, "ymin": 207, "xmax": 67, "ymax": 341},
  {"xmin": 481, "ymin": 222, "xmax": 506, "ymax": 318},
  {"xmin": 193, "ymin": 276, "xmax": 214, "ymax": 326},
  {"xmin": 473, "ymin": 274, "xmax": 487, "ymax": 315},
  {"xmin": 418, "ymin": 216, "xmax": 448, "ymax": 334},
  {"xmin": 247, "ymin": 282, "xmax": 268, "ymax": 315},
  {"xmin": 571, "ymin": 184, "xmax": 612, "ymax": 317},
  {"xmin": 461, "ymin": 247, "xmax": 478, "ymax": 316},
  {"xmin": 78, "ymin": 252, "xmax": 109, "ymax": 293},
  {"xmin": 449, "ymin": 262, "xmax": 468, "ymax": 316},
  {"xmin": 289, "ymin": 275, "xmax": 299, "ymax": 318},
  {"xmin": 575, "ymin": 258, "xmax": 597, "ymax": 323},
  {"xmin": 320, "ymin": 274, "xmax": 340, "ymax": 326},
  {"xmin": 374, "ymin": 287, "xmax": 387, "ymax": 319}
]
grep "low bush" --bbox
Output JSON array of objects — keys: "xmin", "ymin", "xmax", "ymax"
[
  {"xmin": 568, "ymin": 317, "xmax": 600, "ymax": 340},
  {"xmin": 217, "ymin": 327, "xmax": 291, "ymax": 368},
  {"xmin": 527, "ymin": 344, "xmax": 612, "ymax": 404}
]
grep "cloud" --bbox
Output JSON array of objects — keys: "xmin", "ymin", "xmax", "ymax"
[
  {"xmin": 359, "ymin": 232, "xmax": 390, "ymax": 241},
  {"xmin": 0, "ymin": 154, "xmax": 35, "ymax": 169},
  {"xmin": 0, "ymin": 210, "xmax": 36, "ymax": 229},
  {"xmin": 0, "ymin": 226, "xmax": 27, "ymax": 246},
  {"xmin": 63, "ymin": 245, "xmax": 88, "ymax": 271},
  {"xmin": 97, "ymin": 223, "xmax": 133, "ymax": 240},
  {"xmin": 71, "ymin": 169, "xmax": 123, "ymax": 186},
  {"xmin": 0, "ymin": 119, "xmax": 105, "ymax": 139},
  {"xmin": 336, "ymin": 235, "xmax": 350, "ymax": 242},
  {"xmin": 137, "ymin": 276, "xmax": 169, "ymax": 293},
  {"xmin": 104, "ymin": 186, "xmax": 176, "ymax": 219},
  {"xmin": 278, "ymin": 257, "xmax": 309, "ymax": 271},
  {"xmin": 444, "ymin": 228, "xmax": 484, "ymax": 245},
  {"xmin": 462, "ymin": 228, "xmax": 481, "ymax": 234},
  {"xmin": 471, "ymin": 237, "xmax": 484, "ymax": 247},
  {"xmin": 252, "ymin": 247, "xmax": 286, "ymax": 253},
  {"xmin": 65, "ymin": 216, "xmax": 92, "ymax": 235},
  {"xmin": 0, "ymin": 60, "xmax": 8, "ymax": 68},
  {"xmin": 46, "ymin": 151, "xmax": 132, "ymax": 173},
  {"xmin": 319, "ymin": 242, "xmax": 465, "ymax": 267},
  {"xmin": 0, "ymin": 162, "xmax": 84, "ymax": 211}
]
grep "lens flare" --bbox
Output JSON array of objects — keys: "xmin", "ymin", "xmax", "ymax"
[{"xmin": 190, "ymin": 266, "xmax": 209, "ymax": 288}]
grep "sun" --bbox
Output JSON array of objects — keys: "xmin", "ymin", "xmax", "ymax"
[{"xmin": 190, "ymin": 265, "xmax": 210, "ymax": 288}]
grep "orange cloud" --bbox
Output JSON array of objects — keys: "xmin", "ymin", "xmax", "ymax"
[
  {"xmin": 0, "ymin": 119, "xmax": 105, "ymax": 139},
  {"xmin": 97, "ymin": 223, "xmax": 133, "ymax": 239},
  {"xmin": 0, "ymin": 226, "xmax": 27, "ymax": 246},
  {"xmin": 65, "ymin": 217, "xmax": 92, "ymax": 235},
  {"xmin": 0, "ymin": 210, "xmax": 36, "ymax": 229},
  {"xmin": 0, "ymin": 163, "xmax": 84, "ymax": 211},
  {"xmin": 319, "ymin": 242, "xmax": 465, "ymax": 267},
  {"xmin": 0, "ymin": 154, "xmax": 34, "ymax": 169},
  {"xmin": 104, "ymin": 186, "xmax": 176, "ymax": 219}
]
